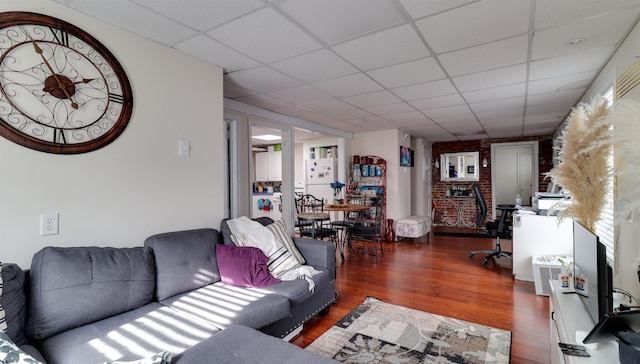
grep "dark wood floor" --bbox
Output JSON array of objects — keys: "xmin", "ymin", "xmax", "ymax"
[{"xmin": 291, "ymin": 232, "xmax": 551, "ymax": 364}]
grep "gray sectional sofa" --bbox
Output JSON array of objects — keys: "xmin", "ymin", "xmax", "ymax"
[{"xmin": 1, "ymin": 219, "xmax": 338, "ymax": 363}]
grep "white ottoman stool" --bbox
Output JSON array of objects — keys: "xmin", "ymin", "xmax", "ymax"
[{"xmin": 396, "ymin": 216, "xmax": 431, "ymax": 239}]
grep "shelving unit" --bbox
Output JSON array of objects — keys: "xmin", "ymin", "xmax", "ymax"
[{"xmin": 347, "ymin": 155, "xmax": 386, "ymax": 233}]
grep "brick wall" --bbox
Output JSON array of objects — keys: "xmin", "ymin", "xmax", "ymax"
[{"xmin": 432, "ymin": 136, "xmax": 554, "ymax": 228}]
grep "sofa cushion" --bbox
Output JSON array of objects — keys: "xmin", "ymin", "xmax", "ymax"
[
  {"xmin": 175, "ymin": 325, "xmax": 339, "ymax": 364},
  {"xmin": 1, "ymin": 263, "xmax": 27, "ymax": 345},
  {"xmin": 251, "ymin": 266, "xmax": 333, "ymax": 305},
  {"xmin": 37, "ymin": 302, "xmax": 221, "ymax": 364},
  {"xmin": 225, "ymin": 217, "xmax": 301, "ymax": 277},
  {"xmin": 106, "ymin": 351, "xmax": 171, "ymax": 364},
  {"xmin": 159, "ymin": 282, "xmax": 290, "ymax": 330},
  {"xmin": 26, "ymin": 246, "xmax": 155, "ymax": 341},
  {"xmin": 219, "ymin": 217, "xmax": 273, "ymax": 246},
  {"xmin": 144, "ymin": 228, "xmax": 221, "ymax": 301},
  {"xmin": 216, "ymin": 244, "xmax": 280, "ymax": 288},
  {"xmin": 266, "ymin": 219, "xmax": 305, "ymax": 265}
]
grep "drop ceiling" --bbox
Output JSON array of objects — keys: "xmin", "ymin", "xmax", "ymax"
[{"xmin": 57, "ymin": 0, "xmax": 640, "ymax": 142}]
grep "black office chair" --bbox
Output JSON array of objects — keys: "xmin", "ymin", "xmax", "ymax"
[
  {"xmin": 469, "ymin": 183, "xmax": 514, "ymax": 265},
  {"xmin": 347, "ymin": 193, "xmax": 384, "ymax": 262}
]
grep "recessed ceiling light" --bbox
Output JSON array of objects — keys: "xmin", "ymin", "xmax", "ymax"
[
  {"xmin": 252, "ymin": 134, "xmax": 281, "ymax": 141},
  {"xmin": 566, "ymin": 38, "xmax": 585, "ymax": 46}
]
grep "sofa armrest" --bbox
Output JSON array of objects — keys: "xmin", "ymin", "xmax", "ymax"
[{"xmin": 293, "ymin": 238, "xmax": 335, "ymax": 275}]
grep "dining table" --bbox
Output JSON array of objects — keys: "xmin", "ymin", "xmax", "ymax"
[
  {"xmin": 323, "ymin": 203, "xmax": 371, "ymax": 261},
  {"xmin": 296, "ymin": 212, "xmax": 330, "ymax": 240}
]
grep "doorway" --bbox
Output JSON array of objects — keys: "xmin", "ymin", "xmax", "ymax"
[{"xmin": 490, "ymin": 141, "xmax": 538, "ymax": 218}]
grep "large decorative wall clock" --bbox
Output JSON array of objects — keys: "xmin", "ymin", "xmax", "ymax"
[{"xmin": 0, "ymin": 12, "xmax": 133, "ymax": 154}]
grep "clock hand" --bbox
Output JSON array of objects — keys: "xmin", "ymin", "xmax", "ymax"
[
  {"xmin": 31, "ymin": 40, "xmax": 79, "ymax": 109},
  {"xmin": 72, "ymin": 78, "xmax": 95, "ymax": 85}
]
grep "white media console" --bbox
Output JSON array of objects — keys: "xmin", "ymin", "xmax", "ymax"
[{"xmin": 550, "ymin": 280, "xmax": 619, "ymax": 363}]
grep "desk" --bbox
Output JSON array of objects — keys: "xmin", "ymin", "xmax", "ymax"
[{"xmin": 324, "ymin": 204, "xmax": 370, "ymax": 261}]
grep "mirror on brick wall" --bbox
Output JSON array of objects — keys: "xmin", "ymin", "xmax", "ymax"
[{"xmin": 440, "ymin": 152, "xmax": 479, "ymax": 182}]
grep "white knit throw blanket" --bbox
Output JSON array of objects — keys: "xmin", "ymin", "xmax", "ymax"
[{"xmin": 226, "ymin": 217, "xmax": 320, "ymax": 291}]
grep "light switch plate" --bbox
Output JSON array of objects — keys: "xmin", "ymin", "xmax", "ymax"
[{"xmin": 179, "ymin": 139, "xmax": 190, "ymax": 157}]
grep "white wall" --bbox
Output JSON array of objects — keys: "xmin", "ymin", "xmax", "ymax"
[
  {"xmin": 0, "ymin": 0, "xmax": 225, "ymax": 268},
  {"xmin": 351, "ymin": 129, "xmax": 412, "ymax": 223},
  {"xmin": 582, "ymin": 19, "xmax": 640, "ymax": 299}
]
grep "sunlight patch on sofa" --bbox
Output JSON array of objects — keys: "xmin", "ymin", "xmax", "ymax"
[{"xmin": 192, "ymin": 269, "xmax": 216, "ymax": 286}]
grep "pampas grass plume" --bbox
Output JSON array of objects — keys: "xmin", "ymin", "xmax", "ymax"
[{"xmin": 546, "ymin": 96, "xmax": 612, "ymax": 231}]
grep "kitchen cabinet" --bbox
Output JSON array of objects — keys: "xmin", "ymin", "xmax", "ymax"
[{"xmin": 255, "ymin": 151, "xmax": 281, "ymax": 181}]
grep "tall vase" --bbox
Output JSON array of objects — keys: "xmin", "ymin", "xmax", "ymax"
[{"xmin": 385, "ymin": 219, "xmax": 395, "ymax": 242}]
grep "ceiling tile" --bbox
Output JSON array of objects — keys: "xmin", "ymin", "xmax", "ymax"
[
  {"xmin": 342, "ymin": 91, "xmax": 401, "ymax": 108},
  {"xmin": 527, "ymin": 72, "xmax": 595, "ymax": 95},
  {"xmin": 409, "ymin": 94, "xmax": 466, "ymax": 110},
  {"xmin": 431, "ymin": 113, "xmax": 478, "ymax": 124},
  {"xmin": 225, "ymin": 67, "xmax": 302, "ymax": 93},
  {"xmin": 364, "ymin": 102, "xmax": 416, "ymax": 116},
  {"xmin": 224, "ymin": 83, "xmax": 258, "ymax": 98},
  {"xmin": 235, "ymin": 94, "xmax": 292, "ymax": 110},
  {"xmin": 367, "ymin": 58, "xmax": 445, "ymax": 89},
  {"xmin": 270, "ymin": 49, "xmax": 358, "ymax": 83},
  {"xmin": 399, "ymin": 0, "xmax": 476, "ymax": 20},
  {"xmin": 277, "ymin": 0, "xmax": 406, "ymax": 44},
  {"xmin": 534, "ymin": 0, "xmax": 640, "ymax": 30},
  {"xmin": 475, "ymin": 107, "xmax": 524, "ymax": 120},
  {"xmin": 332, "ymin": 24, "xmax": 430, "ymax": 70},
  {"xmin": 174, "ymin": 35, "xmax": 261, "ymax": 71},
  {"xmin": 470, "ymin": 97, "xmax": 525, "ymax": 113},
  {"xmin": 267, "ymin": 85, "xmax": 332, "ymax": 104},
  {"xmin": 70, "ymin": 0, "xmax": 198, "ymax": 45},
  {"xmin": 479, "ymin": 116, "xmax": 524, "ymax": 127},
  {"xmin": 529, "ymin": 46, "xmax": 614, "ymax": 80},
  {"xmin": 393, "ymin": 118, "xmax": 435, "ymax": 128},
  {"xmin": 392, "ymin": 79, "xmax": 457, "ymax": 101},
  {"xmin": 382, "ymin": 111, "xmax": 428, "ymax": 123},
  {"xmin": 416, "ymin": 0, "xmax": 530, "ymax": 54},
  {"xmin": 438, "ymin": 35, "xmax": 529, "ymax": 76},
  {"xmin": 133, "ymin": 0, "xmax": 265, "ymax": 31},
  {"xmin": 329, "ymin": 108, "xmax": 375, "ymax": 120},
  {"xmin": 423, "ymin": 105, "xmax": 471, "ymax": 118},
  {"xmin": 272, "ymin": 104, "xmax": 315, "ymax": 117},
  {"xmin": 526, "ymin": 89, "xmax": 583, "ymax": 107},
  {"xmin": 453, "ymin": 64, "xmax": 527, "ymax": 92},
  {"xmin": 302, "ymin": 98, "xmax": 355, "ymax": 113},
  {"xmin": 207, "ymin": 7, "xmax": 321, "ymax": 63},
  {"xmin": 314, "ymin": 74, "xmax": 383, "ymax": 97},
  {"xmin": 462, "ymin": 83, "xmax": 526, "ymax": 104},
  {"xmin": 531, "ymin": 10, "xmax": 640, "ymax": 60}
]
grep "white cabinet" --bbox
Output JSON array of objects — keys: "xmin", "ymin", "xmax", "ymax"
[
  {"xmin": 255, "ymin": 151, "xmax": 281, "ymax": 181},
  {"xmin": 512, "ymin": 213, "xmax": 573, "ymax": 281},
  {"xmin": 550, "ymin": 280, "xmax": 619, "ymax": 363}
]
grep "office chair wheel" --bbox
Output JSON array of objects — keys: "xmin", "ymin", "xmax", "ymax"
[{"xmin": 469, "ymin": 252, "xmax": 475, "ymax": 258}]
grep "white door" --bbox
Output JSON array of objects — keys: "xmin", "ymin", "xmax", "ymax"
[{"xmin": 491, "ymin": 141, "xmax": 538, "ymax": 218}]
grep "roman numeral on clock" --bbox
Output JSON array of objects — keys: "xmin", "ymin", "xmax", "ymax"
[
  {"xmin": 53, "ymin": 129, "xmax": 67, "ymax": 144},
  {"xmin": 49, "ymin": 27, "xmax": 69, "ymax": 46},
  {"xmin": 109, "ymin": 93, "xmax": 124, "ymax": 104}
]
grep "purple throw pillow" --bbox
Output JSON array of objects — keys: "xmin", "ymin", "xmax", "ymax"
[{"xmin": 216, "ymin": 244, "xmax": 280, "ymax": 288}]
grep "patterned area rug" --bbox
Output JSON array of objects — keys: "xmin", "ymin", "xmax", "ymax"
[{"xmin": 306, "ymin": 297, "xmax": 511, "ymax": 364}]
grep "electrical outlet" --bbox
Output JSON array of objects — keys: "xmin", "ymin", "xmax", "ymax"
[{"xmin": 40, "ymin": 213, "xmax": 59, "ymax": 236}]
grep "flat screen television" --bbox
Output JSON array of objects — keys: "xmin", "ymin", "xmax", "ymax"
[{"xmin": 573, "ymin": 220, "xmax": 613, "ymax": 325}]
